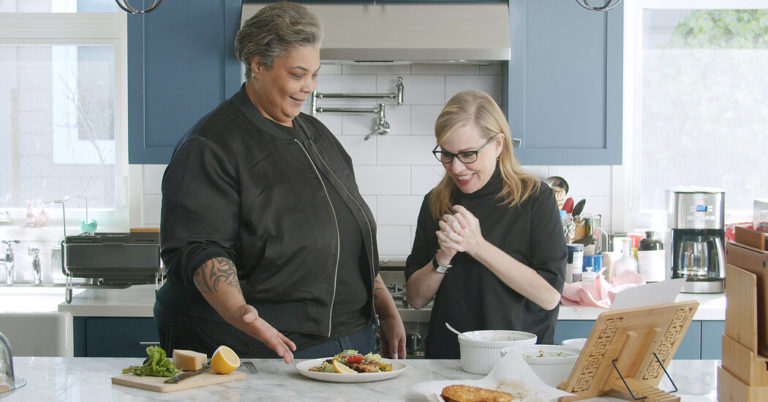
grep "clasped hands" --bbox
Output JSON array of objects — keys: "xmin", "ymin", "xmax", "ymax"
[{"xmin": 435, "ymin": 205, "xmax": 484, "ymax": 260}]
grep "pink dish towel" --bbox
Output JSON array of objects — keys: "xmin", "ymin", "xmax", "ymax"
[{"xmin": 561, "ymin": 270, "xmax": 646, "ymax": 308}]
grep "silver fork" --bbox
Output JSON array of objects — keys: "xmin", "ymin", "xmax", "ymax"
[{"xmin": 242, "ymin": 361, "xmax": 258, "ymax": 373}]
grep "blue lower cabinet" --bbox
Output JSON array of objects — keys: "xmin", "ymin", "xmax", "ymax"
[
  {"xmin": 554, "ymin": 320, "xmax": 595, "ymax": 345},
  {"xmin": 555, "ymin": 320, "xmax": 723, "ymax": 360},
  {"xmin": 675, "ymin": 321, "xmax": 701, "ymax": 360},
  {"xmin": 701, "ymin": 321, "xmax": 725, "ymax": 360},
  {"xmin": 73, "ymin": 317, "xmax": 159, "ymax": 357}
]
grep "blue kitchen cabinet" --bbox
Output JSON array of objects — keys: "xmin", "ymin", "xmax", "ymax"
[
  {"xmin": 128, "ymin": 0, "xmax": 242, "ymax": 164},
  {"xmin": 555, "ymin": 320, "xmax": 721, "ymax": 359},
  {"xmin": 74, "ymin": 317, "xmax": 159, "ymax": 357},
  {"xmin": 701, "ymin": 321, "xmax": 724, "ymax": 360},
  {"xmin": 553, "ymin": 320, "xmax": 594, "ymax": 345},
  {"xmin": 506, "ymin": 0, "xmax": 623, "ymax": 165}
]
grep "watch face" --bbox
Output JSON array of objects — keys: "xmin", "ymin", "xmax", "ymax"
[{"xmin": 435, "ymin": 265, "xmax": 449, "ymax": 273}]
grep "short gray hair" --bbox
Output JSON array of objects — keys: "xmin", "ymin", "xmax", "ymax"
[{"xmin": 235, "ymin": 1, "xmax": 323, "ymax": 79}]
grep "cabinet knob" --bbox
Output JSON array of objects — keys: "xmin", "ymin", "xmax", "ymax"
[{"xmin": 512, "ymin": 137, "xmax": 522, "ymax": 148}]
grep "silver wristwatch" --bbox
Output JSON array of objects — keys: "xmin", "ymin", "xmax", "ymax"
[{"xmin": 431, "ymin": 253, "xmax": 452, "ymax": 274}]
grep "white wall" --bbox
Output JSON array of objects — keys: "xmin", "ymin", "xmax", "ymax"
[{"xmin": 137, "ymin": 63, "xmax": 612, "ymax": 258}]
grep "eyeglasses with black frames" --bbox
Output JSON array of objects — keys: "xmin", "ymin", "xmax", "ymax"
[{"xmin": 432, "ymin": 135, "xmax": 498, "ymax": 165}]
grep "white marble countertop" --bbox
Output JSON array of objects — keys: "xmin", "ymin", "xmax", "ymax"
[
  {"xmin": 54, "ymin": 285, "xmax": 725, "ymax": 321},
  {"xmin": 5, "ymin": 357, "xmax": 719, "ymax": 401},
  {"xmin": 557, "ymin": 293, "xmax": 725, "ymax": 321}
]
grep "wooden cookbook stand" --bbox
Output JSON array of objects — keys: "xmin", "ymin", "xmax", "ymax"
[
  {"xmin": 557, "ymin": 300, "xmax": 699, "ymax": 401},
  {"xmin": 717, "ymin": 239, "xmax": 768, "ymax": 401}
]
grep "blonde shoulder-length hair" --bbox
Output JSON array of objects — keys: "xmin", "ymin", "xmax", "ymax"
[{"xmin": 429, "ymin": 90, "xmax": 540, "ymax": 219}]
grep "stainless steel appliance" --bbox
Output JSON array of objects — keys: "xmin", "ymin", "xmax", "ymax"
[
  {"xmin": 667, "ymin": 189, "xmax": 725, "ymax": 293},
  {"xmin": 379, "ymin": 262, "xmax": 430, "ymax": 358}
]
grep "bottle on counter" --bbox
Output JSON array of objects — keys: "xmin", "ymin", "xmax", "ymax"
[
  {"xmin": 593, "ymin": 214, "xmax": 609, "ymax": 254},
  {"xmin": 637, "ymin": 230, "xmax": 665, "ymax": 282},
  {"xmin": 614, "ymin": 238, "xmax": 638, "ymax": 276},
  {"xmin": 566, "ymin": 243, "xmax": 584, "ymax": 283}
]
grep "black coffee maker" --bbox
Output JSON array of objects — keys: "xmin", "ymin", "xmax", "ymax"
[{"xmin": 668, "ymin": 189, "xmax": 725, "ymax": 293}]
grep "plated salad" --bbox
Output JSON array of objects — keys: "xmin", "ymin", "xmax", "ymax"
[{"xmin": 309, "ymin": 350, "xmax": 393, "ymax": 374}]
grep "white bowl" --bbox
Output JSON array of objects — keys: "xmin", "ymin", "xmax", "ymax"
[
  {"xmin": 501, "ymin": 344, "xmax": 580, "ymax": 387},
  {"xmin": 458, "ymin": 330, "xmax": 537, "ymax": 374},
  {"xmin": 561, "ymin": 337, "xmax": 587, "ymax": 350}
]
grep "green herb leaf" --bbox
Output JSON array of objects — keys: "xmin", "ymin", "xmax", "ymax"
[{"xmin": 122, "ymin": 346, "xmax": 181, "ymax": 377}]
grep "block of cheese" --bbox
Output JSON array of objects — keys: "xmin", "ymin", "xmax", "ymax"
[{"xmin": 173, "ymin": 349, "xmax": 207, "ymax": 371}]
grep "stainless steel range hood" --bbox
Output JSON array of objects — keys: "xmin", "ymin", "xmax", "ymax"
[{"xmin": 241, "ymin": 3, "xmax": 511, "ymax": 63}]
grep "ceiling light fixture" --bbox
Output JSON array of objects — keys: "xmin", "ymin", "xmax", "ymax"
[
  {"xmin": 575, "ymin": 0, "xmax": 623, "ymax": 12},
  {"xmin": 115, "ymin": 0, "xmax": 162, "ymax": 14}
]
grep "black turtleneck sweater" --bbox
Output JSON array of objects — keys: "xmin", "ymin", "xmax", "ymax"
[{"xmin": 405, "ymin": 168, "xmax": 566, "ymax": 358}]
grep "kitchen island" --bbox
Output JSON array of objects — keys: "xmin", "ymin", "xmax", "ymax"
[
  {"xmin": 6, "ymin": 357, "xmax": 719, "ymax": 401},
  {"xmin": 54, "ymin": 285, "xmax": 726, "ymax": 358}
]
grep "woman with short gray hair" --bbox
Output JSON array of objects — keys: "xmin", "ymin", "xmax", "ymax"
[{"xmin": 155, "ymin": 1, "xmax": 406, "ymax": 364}]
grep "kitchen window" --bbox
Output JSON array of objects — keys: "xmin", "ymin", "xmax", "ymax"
[
  {"xmin": 0, "ymin": 0, "xmax": 128, "ymax": 239},
  {"xmin": 616, "ymin": 0, "xmax": 768, "ymax": 234}
]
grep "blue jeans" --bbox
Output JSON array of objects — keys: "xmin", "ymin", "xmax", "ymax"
[{"xmin": 293, "ymin": 324, "xmax": 377, "ymax": 359}]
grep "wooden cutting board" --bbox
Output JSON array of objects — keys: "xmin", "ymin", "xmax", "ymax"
[{"xmin": 112, "ymin": 371, "xmax": 246, "ymax": 392}]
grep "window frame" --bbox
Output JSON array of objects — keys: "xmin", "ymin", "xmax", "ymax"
[
  {"xmin": 614, "ymin": 0, "xmax": 768, "ymax": 233},
  {"xmin": 0, "ymin": 11, "xmax": 128, "ymax": 241}
]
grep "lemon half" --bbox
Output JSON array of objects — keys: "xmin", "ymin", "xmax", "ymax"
[
  {"xmin": 332, "ymin": 359, "xmax": 356, "ymax": 374},
  {"xmin": 211, "ymin": 345, "xmax": 240, "ymax": 374}
]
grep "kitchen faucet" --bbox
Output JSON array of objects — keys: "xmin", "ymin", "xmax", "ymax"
[
  {"xmin": 0, "ymin": 240, "xmax": 19, "ymax": 286},
  {"xmin": 29, "ymin": 247, "xmax": 41, "ymax": 285}
]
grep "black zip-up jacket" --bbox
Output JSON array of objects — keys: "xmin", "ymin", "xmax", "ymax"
[{"xmin": 157, "ymin": 85, "xmax": 379, "ymax": 337}]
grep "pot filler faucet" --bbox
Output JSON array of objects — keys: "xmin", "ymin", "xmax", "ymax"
[{"xmin": 0, "ymin": 240, "xmax": 19, "ymax": 286}]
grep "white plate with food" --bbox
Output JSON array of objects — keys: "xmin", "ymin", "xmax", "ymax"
[
  {"xmin": 295, "ymin": 351, "xmax": 406, "ymax": 383},
  {"xmin": 409, "ymin": 353, "xmax": 572, "ymax": 401}
]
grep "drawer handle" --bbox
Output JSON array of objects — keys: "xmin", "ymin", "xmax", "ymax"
[{"xmin": 139, "ymin": 341, "xmax": 160, "ymax": 345}]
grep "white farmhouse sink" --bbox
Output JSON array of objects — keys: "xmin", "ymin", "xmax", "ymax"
[
  {"xmin": 0, "ymin": 287, "xmax": 72, "ymax": 313},
  {"xmin": 0, "ymin": 312, "xmax": 73, "ymax": 356},
  {"xmin": 0, "ymin": 287, "xmax": 81, "ymax": 356}
]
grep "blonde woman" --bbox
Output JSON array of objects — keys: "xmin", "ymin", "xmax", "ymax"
[{"xmin": 405, "ymin": 90, "xmax": 566, "ymax": 358}]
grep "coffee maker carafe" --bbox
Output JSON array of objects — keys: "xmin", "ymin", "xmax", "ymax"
[{"xmin": 668, "ymin": 189, "xmax": 725, "ymax": 293}]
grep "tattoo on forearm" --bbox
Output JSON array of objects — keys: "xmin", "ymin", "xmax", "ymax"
[
  {"xmin": 373, "ymin": 278, "xmax": 387, "ymax": 302},
  {"xmin": 193, "ymin": 257, "xmax": 242, "ymax": 295}
]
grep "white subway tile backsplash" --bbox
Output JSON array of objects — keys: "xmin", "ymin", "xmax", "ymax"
[
  {"xmin": 411, "ymin": 165, "xmax": 445, "ymax": 196},
  {"xmin": 445, "ymin": 75, "xmax": 502, "ymax": 104},
  {"xmin": 377, "ymin": 135, "xmax": 436, "ymax": 166},
  {"xmin": 315, "ymin": 113, "xmax": 342, "ymax": 135},
  {"xmin": 355, "ymin": 166, "xmax": 410, "ymax": 195},
  {"xmin": 410, "ymin": 105, "xmax": 443, "ymax": 135},
  {"xmin": 362, "ymin": 195, "xmax": 376, "ymax": 218},
  {"xmin": 383, "ymin": 106, "xmax": 411, "ymax": 136},
  {"xmin": 316, "ymin": 74, "xmax": 376, "ymax": 93},
  {"xmin": 376, "ymin": 195, "xmax": 422, "ymax": 226},
  {"xmin": 377, "ymin": 225, "xmax": 413, "ymax": 258},
  {"xmin": 338, "ymin": 136, "xmax": 377, "ymax": 166},
  {"xmin": 142, "ymin": 165, "xmax": 166, "ymax": 194},
  {"xmin": 342, "ymin": 113, "xmax": 377, "ymax": 136},
  {"xmin": 386, "ymin": 75, "xmax": 444, "ymax": 105},
  {"xmin": 584, "ymin": 195, "xmax": 612, "ymax": 231},
  {"xmin": 142, "ymin": 193, "xmax": 162, "ymax": 227},
  {"xmin": 411, "ymin": 63, "xmax": 479, "ymax": 76},
  {"xmin": 549, "ymin": 166, "xmax": 611, "ymax": 196},
  {"xmin": 522, "ymin": 165, "xmax": 550, "ymax": 180},
  {"xmin": 136, "ymin": 63, "xmax": 617, "ymax": 250},
  {"xmin": 343, "ymin": 63, "xmax": 411, "ymax": 76}
]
